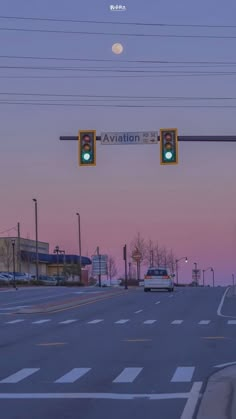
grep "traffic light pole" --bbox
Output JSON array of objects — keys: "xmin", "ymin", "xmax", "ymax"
[
  {"xmin": 97, "ymin": 246, "xmax": 101, "ymax": 288},
  {"xmin": 123, "ymin": 245, "xmax": 128, "ymax": 290}
]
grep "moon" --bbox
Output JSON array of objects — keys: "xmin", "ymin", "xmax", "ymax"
[{"xmin": 112, "ymin": 43, "xmax": 124, "ymax": 55}]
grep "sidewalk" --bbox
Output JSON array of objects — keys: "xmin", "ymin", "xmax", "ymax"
[{"xmin": 197, "ymin": 365, "xmax": 236, "ymax": 419}]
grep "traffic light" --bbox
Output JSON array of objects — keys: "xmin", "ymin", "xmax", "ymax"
[
  {"xmin": 78, "ymin": 130, "xmax": 96, "ymax": 166},
  {"xmin": 160, "ymin": 128, "xmax": 178, "ymax": 165}
]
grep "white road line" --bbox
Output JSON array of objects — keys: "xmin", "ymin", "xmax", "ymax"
[
  {"xmin": 143, "ymin": 320, "xmax": 157, "ymax": 324},
  {"xmin": 0, "ymin": 368, "xmax": 40, "ymax": 384},
  {"xmin": 115, "ymin": 319, "xmax": 130, "ymax": 324},
  {"xmin": 113, "ymin": 368, "xmax": 143, "ymax": 383},
  {"xmin": 55, "ymin": 368, "xmax": 91, "ymax": 383},
  {"xmin": 171, "ymin": 320, "xmax": 183, "ymax": 325},
  {"xmin": 227, "ymin": 320, "xmax": 236, "ymax": 324},
  {"xmin": 198, "ymin": 320, "xmax": 211, "ymax": 325},
  {"xmin": 32, "ymin": 320, "xmax": 51, "ymax": 324},
  {"xmin": 134, "ymin": 310, "xmax": 143, "ymax": 314},
  {"xmin": 217, "ymin": 287, "xmax": 231, "ymax": 317},
  {"xmin": 180, "ymin": 382, "xmax": 203, "ymax": 419},
  {"xmin": 171, "ymin": 367, "xmax": 195, "ymax": 383},
  {"xmin": 87, "ymin": 320, "xmax": 103, "ymax": 324},
  {"xmin": 5, "ymin": 319, "xmax": 25, "ymax": 324},
  {"xmin": 0, "ymin": 391, "xmax": 194, "ymax": 400},
  {"xmin": 59, "ymin": 320, "xmax": 77, "ymax": 325},
  {"xmin": 155, "ymin": 301, "xmax": 160, "ymax": 305},
  {"xmin": 169, "ymin": 295, "xmax": 174, "ymax": 298}
]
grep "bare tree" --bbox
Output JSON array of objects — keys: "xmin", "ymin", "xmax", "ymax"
[
  {"xmin": 130, "ymin": 232, "xmax": 146, "ymax": 261},
  {"xmin": 107, "ymin": 255, "xmax": 118, "ymax": 280},
  {"xmin": 145, "ymin": 239, "xmax": 154, "ymax": 267},
  {"xmin": 0, "ymin": 239, "xmax": 13, "ymax": 272},
  {"xmin": 167, "ymin": 249, "xmax": 176, "ymax": 273},
  {"xmin": 159, "ymin": 246, "xmax": 168, "ymax": 268}
]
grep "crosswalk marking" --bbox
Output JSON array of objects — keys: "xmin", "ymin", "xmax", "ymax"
[
  {"xmin": 155, "ymin": 301, "xmax": 160, "ymax": 305},
  {"xmin": 135, "ymin": 310, "xmax": 143, "ymax": 314},
  {"xmin": 0, "ymin": 368, "xmax": 39, "ymax": 384},
  {"xmin": 171, "ymin": 367, "xmax": 195, "ymax": 383},
  {"xmin": 55, "ymin": 368, "xmax": 91, "ymax": 383},
  {"xmin": 143, "ymin": 320, "xmax": 157, "ymax": 324},
  {"xmin": 115, "ymin": 319, "xmax": 130, "ymax": 324},
  {"xmin": 5, "ymin": 319, "xmax": 25, "ymax": 324},
  {"xmin": 59, "ymin": 320, "xmax": 77, "ymax": 325},
  {"xmin": 87, "ymin": 320, "xmax": 103, "ymax": 324},
  {"xmin": 198, "ymin": 320, "xmax": 210, "ymax": 325},
  {"xmin": 171, "ymin": 320, "xmax": 183, "ymax": 325},
  {"xmin": 32, "ymin": 320, "xmax": 51, "ymax": 324},
  {"xmin": 113, "ymin": 368, "xmax": 143, "ymax": 383},
  {"xmin": 227, "ymin": 320, "xmax": 236, "ymax": 325}
]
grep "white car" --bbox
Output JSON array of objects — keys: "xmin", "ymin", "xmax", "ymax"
[{"xmin": 144, "ymin": 267, "xmax": 174, "ymax": 292}]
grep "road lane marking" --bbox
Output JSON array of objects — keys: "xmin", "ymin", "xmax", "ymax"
[
  {"xmin": 201, "ymin": 336, "xmax": 227, "ymax": 339},
  {"xmin": 143, "ymin": 320, "xmax": 157, "ymax": 324},
  {"xmin": 171, "ymin": 367, "xmax": 195, "ymax": 383},
  {"xmin": 55, "ymin": 368, "xmax": 91, "ymax": 383},
  {"xmin": 214, "ymin": 361, "xmax": 236, "ymax": 368},
  {"xmin": 115, "ymin": 319, "xmax": 130, "ymax": 324},
  {"xmin": 0, "ymin": 368, "xmax": 39, "ymax": 384},
  {"xmin": 113, "ymin": 368, "xmax": 143, "ymax": 383},
  {"xmin": 5, "ymin": 319, "xmax": 25, "ymax": 324},
  {"xmin": 171, "ymin": 320, "xmax": 183, "ymax": 324},
  {"xmin": 198, "ymin": 320, "xmax": 211, "ymax": 325},
  {"xmin": 169, "ymin": 295, "xmax": 174, "ymax": 298},
  {"xmin": 32, "ymin": 320, "xmax": 51, "ymax": 324},
  {"xmin": 155, "ymin": 301, "xmax": 160, "ymax": 305},
  {"xmin": 36, "ymin": 342, "xmax": 67, "ymax": 346},
  {"xmin": 59, "ymin": 320, "xmax": 77, "ymax": 324},
  {"xmin": 217, "ymin": 287, "xmax": 232, "ymax": 317},
  {"xmin": 227, "ymin": 320, "xmax": 236, "ymax": 324},
  {"xmin": 180, "ymin": 382, "xmax": 202, "ymax": 419},
  {"xmin": 123, "ymin": 339, "xmax": 152, "ymax": 342},
  {"xmin": 134, "ymin": 310, "xmax": 143, "ymax": 314},
  {"xmin": 0, "ymin": 390, "xmax": 196, "ymax": 400},
  {"xmin": 87, "ymin": 319, "xmax": 103, "ymax": 324}
]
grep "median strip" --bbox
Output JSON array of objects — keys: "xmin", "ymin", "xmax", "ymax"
[{"xmin": 14, "ymin": 290, "xmax": 128, "ymax": 314}]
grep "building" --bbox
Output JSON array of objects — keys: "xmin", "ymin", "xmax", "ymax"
[{"xmin": 0, "ymin": 237, "xmax": 91, "ymax": 277}]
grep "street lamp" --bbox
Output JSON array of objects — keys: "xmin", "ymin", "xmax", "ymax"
[
  {"xmin": 202, "ymin": 267, "xmax": 211, "ymax": 287},
  {"xmin": 211, "ymin": 267, "xmax": 215, "ymax": 287},
  {"xmin": 53, "ymin": 245, "xmax": 60, "ymax": 285},
  {"xmin": 175, "ymin": 257, "xmax": 188, "ymax": 285},
  {"xmin": 232, "ymin": 273, "xmax": 235, "ymax": 295},
  {"xmin": 11, "ymin": 240, "xmax": 17, "ymax": 290},
  {"xmin": 76, "ymin": 213, "xmax": 82, "ymax": 282},
  {"xmin": 59, "ymin": 250, "xmax": 66, "ymax": 277},
  {"xmin": 32, "ymin": 199, "xmax": 39, "ymax": 282}
]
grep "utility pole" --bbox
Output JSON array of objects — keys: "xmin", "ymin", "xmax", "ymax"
[
  {"xmin": 123, "ymin": 244, "xmax": 128, "ymax": 290},
  {"xmin": 97, "ymin": 246, "xmax": 101, "ymax": 287},
  {"xmin": 17, "ymin": 222, "xmax": 21, "ymax": 273}
]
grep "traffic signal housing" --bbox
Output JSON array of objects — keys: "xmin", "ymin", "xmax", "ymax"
[
  {"xmin": 78, "ymin": 130, "xmax": 96, "ymax": 166},
  {"xmin": 160, "ymin": 128, "xmax": 178, "ymax": 165}
]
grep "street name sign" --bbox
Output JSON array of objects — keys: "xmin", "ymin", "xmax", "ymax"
[
  {"xmin": 92, "ymin": 255, "xmax": 108, "ymax": 275},
  {"xmin": 101, "ymin": 131, "xmax": 158, "ymax": 145}
]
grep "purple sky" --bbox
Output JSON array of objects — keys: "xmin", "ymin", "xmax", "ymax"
[{"xmin": 1, "ymin": 0, "xmax": 236, "ymax": 284}]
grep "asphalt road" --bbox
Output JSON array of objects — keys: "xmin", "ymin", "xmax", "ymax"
[{"xmin": 0, "ymin": 285, "xmax": 235, "ymax": 419}]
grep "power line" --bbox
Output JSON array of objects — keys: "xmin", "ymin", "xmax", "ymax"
[
  {"xmin": 1, "ymin": 55, "xmax": 236, "ymax": 66},
  {"xmin": 0, "ymin": 15, "xmax": 236, "ymax": 29},
  {"xmin": 1, "ymin": 100, "xmax": 236, "ymax": 108},
  {"xmin": 2, "ymin": 92, "xmax": 236, "ymax": 100},
  {"xmin": 2, "ymin": 65, "xmax": 236, "ymax": 75},
  {"xmin": 1, "ymin": 26, "xmax": 236, "ymax": 39}
]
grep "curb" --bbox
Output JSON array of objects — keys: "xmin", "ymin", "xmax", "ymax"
[{"xmin": 196, "ymin": 365, "xmax": 236, "ymax": 419}]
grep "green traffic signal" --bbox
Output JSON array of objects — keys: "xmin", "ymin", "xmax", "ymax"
[
  {"xmin": 160, "ymin": 129, "xmax": 178, "ymax": 165},
  {"xmin": 78, "ymin": 130, "xmax": 96, "ymax": 166}
]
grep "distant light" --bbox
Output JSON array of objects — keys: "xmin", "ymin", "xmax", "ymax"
[
  {"xmin": 83, "ymin": 153, "xmax": 90, "ymax": 161},
  {"xmin": 165, "ymin": 151, "xmax": 173, "ymax": 160}
]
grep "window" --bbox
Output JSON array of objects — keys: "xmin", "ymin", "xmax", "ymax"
[{"xmin": 147, "ymin": 269, "xmax": 168, "ymax": 277}]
